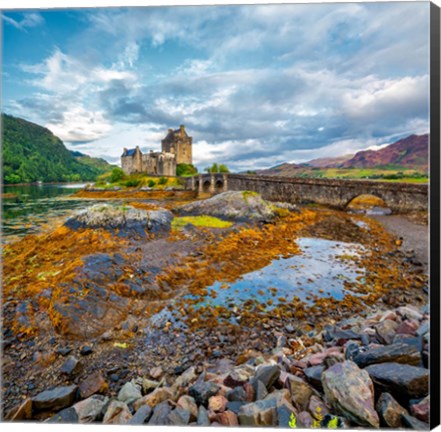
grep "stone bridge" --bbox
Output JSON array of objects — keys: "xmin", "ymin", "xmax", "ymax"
[{"xmin": 183, "ymin": 173, "xmax": 428, "ymax": 213}]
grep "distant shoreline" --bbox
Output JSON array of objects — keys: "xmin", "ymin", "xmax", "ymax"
[{"xmin": 2, "ymin": 181, "xmax": 89, "ymax": 188}]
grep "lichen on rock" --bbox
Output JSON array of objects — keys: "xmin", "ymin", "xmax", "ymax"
[
  {"xmin": 175, "ymin": 191, "xmax": 281, "ymax": 222},
  {"xmin": 65, "ymin": 204, "xmax": 173, "ymax": 236}
]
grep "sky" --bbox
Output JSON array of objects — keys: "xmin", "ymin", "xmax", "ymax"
[{"xmin": 2, "ymin": 2, "xmax": 430, "ymax": 171}]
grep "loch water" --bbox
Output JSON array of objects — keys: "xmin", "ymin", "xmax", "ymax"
[{"xmin": 2, "ymin": 183, "xmax": 93, "ymax": 241}]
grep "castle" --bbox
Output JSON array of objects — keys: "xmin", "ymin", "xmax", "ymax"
[{"xmin": 121, "ymin": 125, "xmax": 192, "ymax": 176}]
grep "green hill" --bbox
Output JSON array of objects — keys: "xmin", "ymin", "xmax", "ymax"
[
  {"xmin": 2, "ymin": 114, "xmax": 114, "ymax": 184},
  {"xmin": 69, "ymin": 150, "xmax": 116, "ymax": 173}
]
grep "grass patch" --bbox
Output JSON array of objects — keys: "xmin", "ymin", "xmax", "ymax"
[{"xmin": 172, "ymin": 215, "xmax": 233, "ymax": 230}]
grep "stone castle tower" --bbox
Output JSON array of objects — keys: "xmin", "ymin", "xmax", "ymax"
[
  {"xmin": 121, "ymin": 125, "xmax": 192, "ymax": 176},
  {"xmin": 161, "ymin": 125, "xmax": 192, "ymax": 165}
]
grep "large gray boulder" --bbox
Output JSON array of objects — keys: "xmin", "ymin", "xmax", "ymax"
[
  {"xmin": 175, "ymin": 191, "xmax": 278, "ymax": 222},
  {"xmin": 365, "ymin": 362, "xmax": 429, "ymax": 399},
  {"xmin": 65, "ymin": 204, "xmax": 173, "ymax": 236},
  {"xmin": 322, "ymin": 361, "xmax": 379, "ymax": 428}
]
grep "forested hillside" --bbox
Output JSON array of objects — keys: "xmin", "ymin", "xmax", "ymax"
[{"xmin": 2, "ymin": 114, "xmax": 113, "ymax": 184}]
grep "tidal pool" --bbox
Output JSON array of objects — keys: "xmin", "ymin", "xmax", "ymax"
[{"xmin": 149, "ymin": 237, "xmax": 366, "ymax": 327}]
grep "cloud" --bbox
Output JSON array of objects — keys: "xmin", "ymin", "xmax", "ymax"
[
  {"xmin": 3, "ymin": 12, "xmax": 44, "ymax": 31},
  {"xmin": 5, "ymin": 3, "xmax": 430, "ymax": 171}
]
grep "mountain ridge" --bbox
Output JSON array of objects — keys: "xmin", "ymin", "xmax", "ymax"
[{"xmin": 2, "ymin": 114, "xmax": 114, "ymax": 184}]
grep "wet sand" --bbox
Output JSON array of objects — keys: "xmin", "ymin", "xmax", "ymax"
[{"xmin": 371, "ymin": 215, "xmax": 429, "ymax": 270}]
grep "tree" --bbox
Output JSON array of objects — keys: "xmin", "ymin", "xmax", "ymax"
[{"xmin": 110, "ymin": 167, "xmax": 125, "ymax": 183}]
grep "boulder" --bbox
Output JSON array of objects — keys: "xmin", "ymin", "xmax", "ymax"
[
  {"xmin": 167, "ymin": 407, "xmax": 191, "ymax": 425},
  {"xmin": 73, "ymin": 395, "xmax": 108, "ymax": 423},
  {"xmin": 79, "ymin": 371, "xmax": 107, "ymax": 399},
  {"xmin": 401, "ymin": 413, "xmax": 430, "ymax": 430},
  {"xmin": 376, "ymin": 392, "xmax": 408, "ymax": 428},
  {"xmin": 215, "ymin": 410, "xmax": 239, "ymax": 426},
  {"xmin": 176, "ymin": 191, "xmax": 277, "ymax": 222},
  {"xmin": 226, "ymin": 386, "xmax": 248, "ymax": 402},
  {"xmin": 208, "ymin": 395, "xmax": 228, "ymax": 413},
  {"xmin": 297, "ymin": 411, "xmax": 314, "ymax": 428},
  {"xmin": 303, "ymin": 365, "xmax": 324, "ymax": 390},
  {"xmin": 238, "ymin": 398, "xmax": 278, "ymax": 426},
  {"xmin": 375, "ymin": 320, "xmax": 399, "ymax": 345},
  {"xmin": 5, "ymin": 399, "xmax": 33, "ymax": 421},
  {"xmin": 286, "ymin": 375, "xmax": 315, "ymax": 411},
  {"xmin": 148, "ymin": 401, "xmax": 172, "ymax": 425},
  {"xmin": 322, "ymin": 361, "xmax": 379, "ymax": 428},
  {"xmin": 353, "ymin": 343, "xmax": 421, "ymax": 368},
  {"xmin": 127, "ymin": 405, "xmax": 152, "ymax": 425},
  {"xmin": 224, "ymin": 365, "xmax": 254, "ymax": 388},
  {"xmin": 365, "ymin": 362, "xmax": 429, "ymax": 399},
  {"xmin": 197, "ymin": 405, "xmax": 210, "ymax": 426},
  {"xmin": 173, "ymin": 366, "xmax": 197, "ymax": 388},
  {"xmin": 309, "ymin": 395, "xmax": 329, "ymax": 420},
  {"xmin": 46, "ymin": 407, "xmax": 79, "ymax": 423},
  {"xmin": 188, "ymin": 381, "xmax": 220, "ymax": 406},
  {"xmin": 60, "ymin": 356, "xmax": 80, "ymax": 375},
  {"xmin": 103, "ymin": 400, "xmax": 132, "ymax": 424},
  {"xmin": 32, "ymin": 385, "xmax": 78, "ymax": 412},
  {"xmin": 177, "ymin": 395, "xmax": 198, "ymax": 421},
  {"xmin": 117, "ymin": 381, "xmax": 142, "ymax": 405},
  {"xmin": 133, "ymin": 387, "xmax": 173, "ymax": 411},
  {"xmin": 65, "ymin": 204, "xmax": 173, "ymax": 236},
  {"xmin": 396, "ymin": 306, "xmax": 423, "ymax": 321},
  {"xmin": 410, "ymin": 395, "xmax": 430, "ymax": 423},
  {"xmin": 255, "ymin": 365, "xmax": 281, "ymax": 390}
]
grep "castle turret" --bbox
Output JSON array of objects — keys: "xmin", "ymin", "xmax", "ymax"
[{"xmin": 161, "ymin": 125, "xmax": 192, "ymax": 165}]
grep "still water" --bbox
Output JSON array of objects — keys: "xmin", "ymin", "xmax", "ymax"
[
  {"xmin": 149, "ymin": 237, "xmax": 365, "ymax": 328},
  {"xmin": 2, "ymin": 183, "xmax": 92, "ymax": 241}
]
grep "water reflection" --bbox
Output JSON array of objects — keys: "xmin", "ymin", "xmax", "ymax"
[{"xmin": 2, "ymin": 184, "xmax": 92, "ymax": 240}]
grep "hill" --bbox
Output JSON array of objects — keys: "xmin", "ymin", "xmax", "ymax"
[
  {"xmin": 70, "ymin": 150, "xmax": 116, "ymax": 173},
  {"xmin": 340, "ymin": 134, "xmax": 428, "ymax": 170},
  {"xmin": 307, "ymin": 154, "xmax": 354, "ymax": 168},
  {"xmin": 258, "ymin": 134, "xmax": 428, "ymax": 177},
  {"xmin": 2, "ymin": 114, "xmax": 114, "ymax": 184}
]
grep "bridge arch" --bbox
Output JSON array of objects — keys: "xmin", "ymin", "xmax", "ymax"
[
  {"xmin": 215, "ymin": 179, "xmax": 224, "ymax": 192},
  {"xmin": 202, "ymin": 180, "xmax": 211, "ymax": 193},
  {"xmin": 345, "ymin": 193, "xmax": 389, "ymax": 211}
]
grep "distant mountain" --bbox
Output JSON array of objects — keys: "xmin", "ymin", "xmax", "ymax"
[
  {"xmin": 257, "ymin": 134, "xmax": 428, "ymax": 176},
  {"xmin": 340, "ymin": 134, "xmax": 428, "ymax": 170},
  {"xmin": 2, "ymin": 114, "xmax": 114, "ymax": 184},
  {"xmin": 307, "ymin": 154, "xmax": 354, "ymax": 168},
  {"xmin": 256, "ymin": 162, "xmax": 305, "ymax": 176}
]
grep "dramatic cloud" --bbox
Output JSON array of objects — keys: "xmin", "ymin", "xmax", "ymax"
[{"xmin": 3, "ymin": 3, "xmax": 430, "ymax": 170}]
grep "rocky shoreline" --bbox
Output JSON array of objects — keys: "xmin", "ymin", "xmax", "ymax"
[
  {"xmin": 2, "ymin": 191, "xmax": 430, "ymax": 426},
  {"xmin": 5, "ymin": 304, "xmax": 429, "ymax": 428}
]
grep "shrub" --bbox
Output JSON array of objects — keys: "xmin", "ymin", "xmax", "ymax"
[
  {"xmin": 109, "ymin": 167, "xmax": 125, "ymax": 183},
  {"xmin": 124, "ymin": 178, "xmax": 141, "ymax": 187},
  {"xmin": 176, "ymin": 163, "xmax": 198, "ymax": 177},
  {"xmin": 148, "ymin": 179, "xmax": 156, "ymax": 187},
  {"xmin": 158, "ymin": 177, "xmax": 168, "ymax": 185}
]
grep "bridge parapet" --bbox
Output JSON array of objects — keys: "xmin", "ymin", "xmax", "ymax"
[{"xmin": 183, "ymin": 173, "xmax": 428, "ymax": 213}]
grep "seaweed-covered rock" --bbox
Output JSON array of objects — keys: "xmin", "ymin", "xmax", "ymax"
[
  {"xmin": 65, "ymin": 204, "xmax": 173, "ymax": 236},
  {"xmin": 176, "ymin": 191, "xmax": 278, "ymax": 222}
]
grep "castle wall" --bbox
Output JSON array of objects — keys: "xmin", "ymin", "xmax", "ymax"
[{"xmin": 122, "ymin": 126, "xmax": 191, "ymax": 176}]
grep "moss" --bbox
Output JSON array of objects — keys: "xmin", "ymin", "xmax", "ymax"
[
  {"xmin": 172, "ymin": 215, "xmax": 233, "ymax": 229},
  {"xmin": 242, "ymin": 190, "xmax": 259, "ymax": 204}
]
